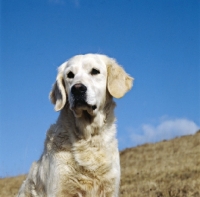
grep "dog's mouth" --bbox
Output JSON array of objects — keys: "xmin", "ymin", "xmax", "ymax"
[
  {"xmin": 73, "ymin": 96, "xmax": 87, "ymax": 108},
  {"xmin": 71, "ymin": 96, "xmax": 97, "ymax": 117},
  {"xmin": 70, "ymin": 83, "xmax": 97, "ymax": 117}
]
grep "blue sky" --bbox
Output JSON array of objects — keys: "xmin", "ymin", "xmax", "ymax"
[{"xmin": 0, "ymin": 0, "xmax": 199, "ymax": 177}]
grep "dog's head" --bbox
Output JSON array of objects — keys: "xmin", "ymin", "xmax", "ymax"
[{"xmin": 50, "ymin": 54, "xmax": 133, "ymax": 117}]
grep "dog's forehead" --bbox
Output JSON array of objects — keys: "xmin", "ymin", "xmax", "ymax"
[{"xmin": 66, "ymin": 55, "xmax": 106, "ymax": 71}]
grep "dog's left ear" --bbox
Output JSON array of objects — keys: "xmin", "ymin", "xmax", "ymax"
[
  {"xmin": 103, "ymin": 56, "xmax": 134, "ymax": 98},
  {"xmin": 49, "ymin": 63, "xmax": 67, "ymax": 111}
]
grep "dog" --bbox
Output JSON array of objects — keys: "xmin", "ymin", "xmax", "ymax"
[{"xmin": 18, "ymin": 54, "xmax": 133, "ymax": 197}]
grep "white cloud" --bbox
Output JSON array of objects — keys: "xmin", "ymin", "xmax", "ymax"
[{"xmin": 131, "ymin": 118, "xmax": 199, "ymax": 146}]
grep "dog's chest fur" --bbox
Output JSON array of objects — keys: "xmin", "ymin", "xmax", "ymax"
[{"xmin": 43, "ymin": 101, "xmax": 119, "ymax": 196}]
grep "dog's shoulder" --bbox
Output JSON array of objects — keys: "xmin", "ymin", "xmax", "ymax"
[{"xmin": 45, "ymin": 124, "xmax": 72, "ymax": 153}]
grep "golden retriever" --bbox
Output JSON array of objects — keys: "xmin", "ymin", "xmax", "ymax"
[{"xmin": 18, "ymin": 54, "xmax": 133, "ymax": 197}]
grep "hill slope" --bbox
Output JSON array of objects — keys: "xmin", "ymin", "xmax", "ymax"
[
  {"xmin": 1, "ymin": 131, "xmax": 200, "ymax": 197},
  {"xmin": 120, "ymin": 130, "xmax": 200, "ymax": 197}
]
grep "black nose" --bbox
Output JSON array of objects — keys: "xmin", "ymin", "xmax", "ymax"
[{"xmin": 71, "ymin": 83, "xmax": 87, "ymax": 95}]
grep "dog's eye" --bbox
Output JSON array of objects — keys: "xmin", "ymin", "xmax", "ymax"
[
  {"xmin": 67, "ymin": 71, "xmax": 74, "ymax": 79},
  {"xmin": 91, "ymin": 68, "xmax": 100, "ymax": 75}
]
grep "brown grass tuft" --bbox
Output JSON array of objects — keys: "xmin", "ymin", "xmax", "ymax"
[
  {"xmin": 0, "ymin": 175, "xmax": 26, "ymax": 197},
  {"xmin": 120, "ymin": 131, "xmax": 200, "ymax": 196}
]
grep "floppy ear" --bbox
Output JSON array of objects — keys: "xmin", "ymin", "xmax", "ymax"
[
  {"xmin": 49, "ymin": 63, "xmax": 67, "ymax": 111},
  {"xmin": 105, "ymin": 56, "xmax": 134, "ymax": 98}
]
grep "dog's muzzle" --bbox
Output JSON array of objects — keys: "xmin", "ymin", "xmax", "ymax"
[
  {"xmin": 71, "ymin": 83, "xmax": 87, "ymax": 107},
  {"xmin": 71, "ymin": 83, "xmax": 97, "ymax": 111}
]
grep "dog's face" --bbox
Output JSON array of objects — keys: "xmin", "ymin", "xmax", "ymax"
[
  {"xmin": 50, "ymin": 54, "xmax": 133, "ymax": 117},
  {"xmin": 62, "ymin": 55, "xmax": 108, "ymax": 117}
]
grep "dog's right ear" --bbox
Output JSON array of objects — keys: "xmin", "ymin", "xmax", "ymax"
[
  {"xmin": 49, "ymin": 63, "xmax": 67, "ymax": 111},
  {"xmin": 100, "ymin": 55, "xmax": 133, "ymax": 98}
]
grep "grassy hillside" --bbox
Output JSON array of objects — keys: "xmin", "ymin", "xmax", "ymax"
[
  {"xmin": 1, "ymin": 130, "xmax": 200, "ymax": 197},
  {"xmin": 120, "ymin": 130, "xmax": 200, "ymax": 197}
]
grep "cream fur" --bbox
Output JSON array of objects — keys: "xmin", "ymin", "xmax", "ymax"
[{"xmin": 18, "ymin": 54, "xmax": 133, "ymax": 197}]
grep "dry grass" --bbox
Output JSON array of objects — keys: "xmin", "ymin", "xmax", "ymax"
[
  {"xmin": 0, "ymin": 175, "xmax": 26, "ymax": 197},
  {"xmin": 120, "ymin": 130, "xmax": 200, "ymax": 197},
  {"xmin": 1, "ymin": 130, "xmax": 200, "ymax": 197}
]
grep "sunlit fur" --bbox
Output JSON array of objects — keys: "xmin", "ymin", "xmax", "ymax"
[{"xmin": 18, "ymin": 54, "xmax": 133, "ymax": 197}]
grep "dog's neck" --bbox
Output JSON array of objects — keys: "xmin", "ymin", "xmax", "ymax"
[{"xmin": 57, "ymin": 97, "xmax": 116, "ymax": 140}]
